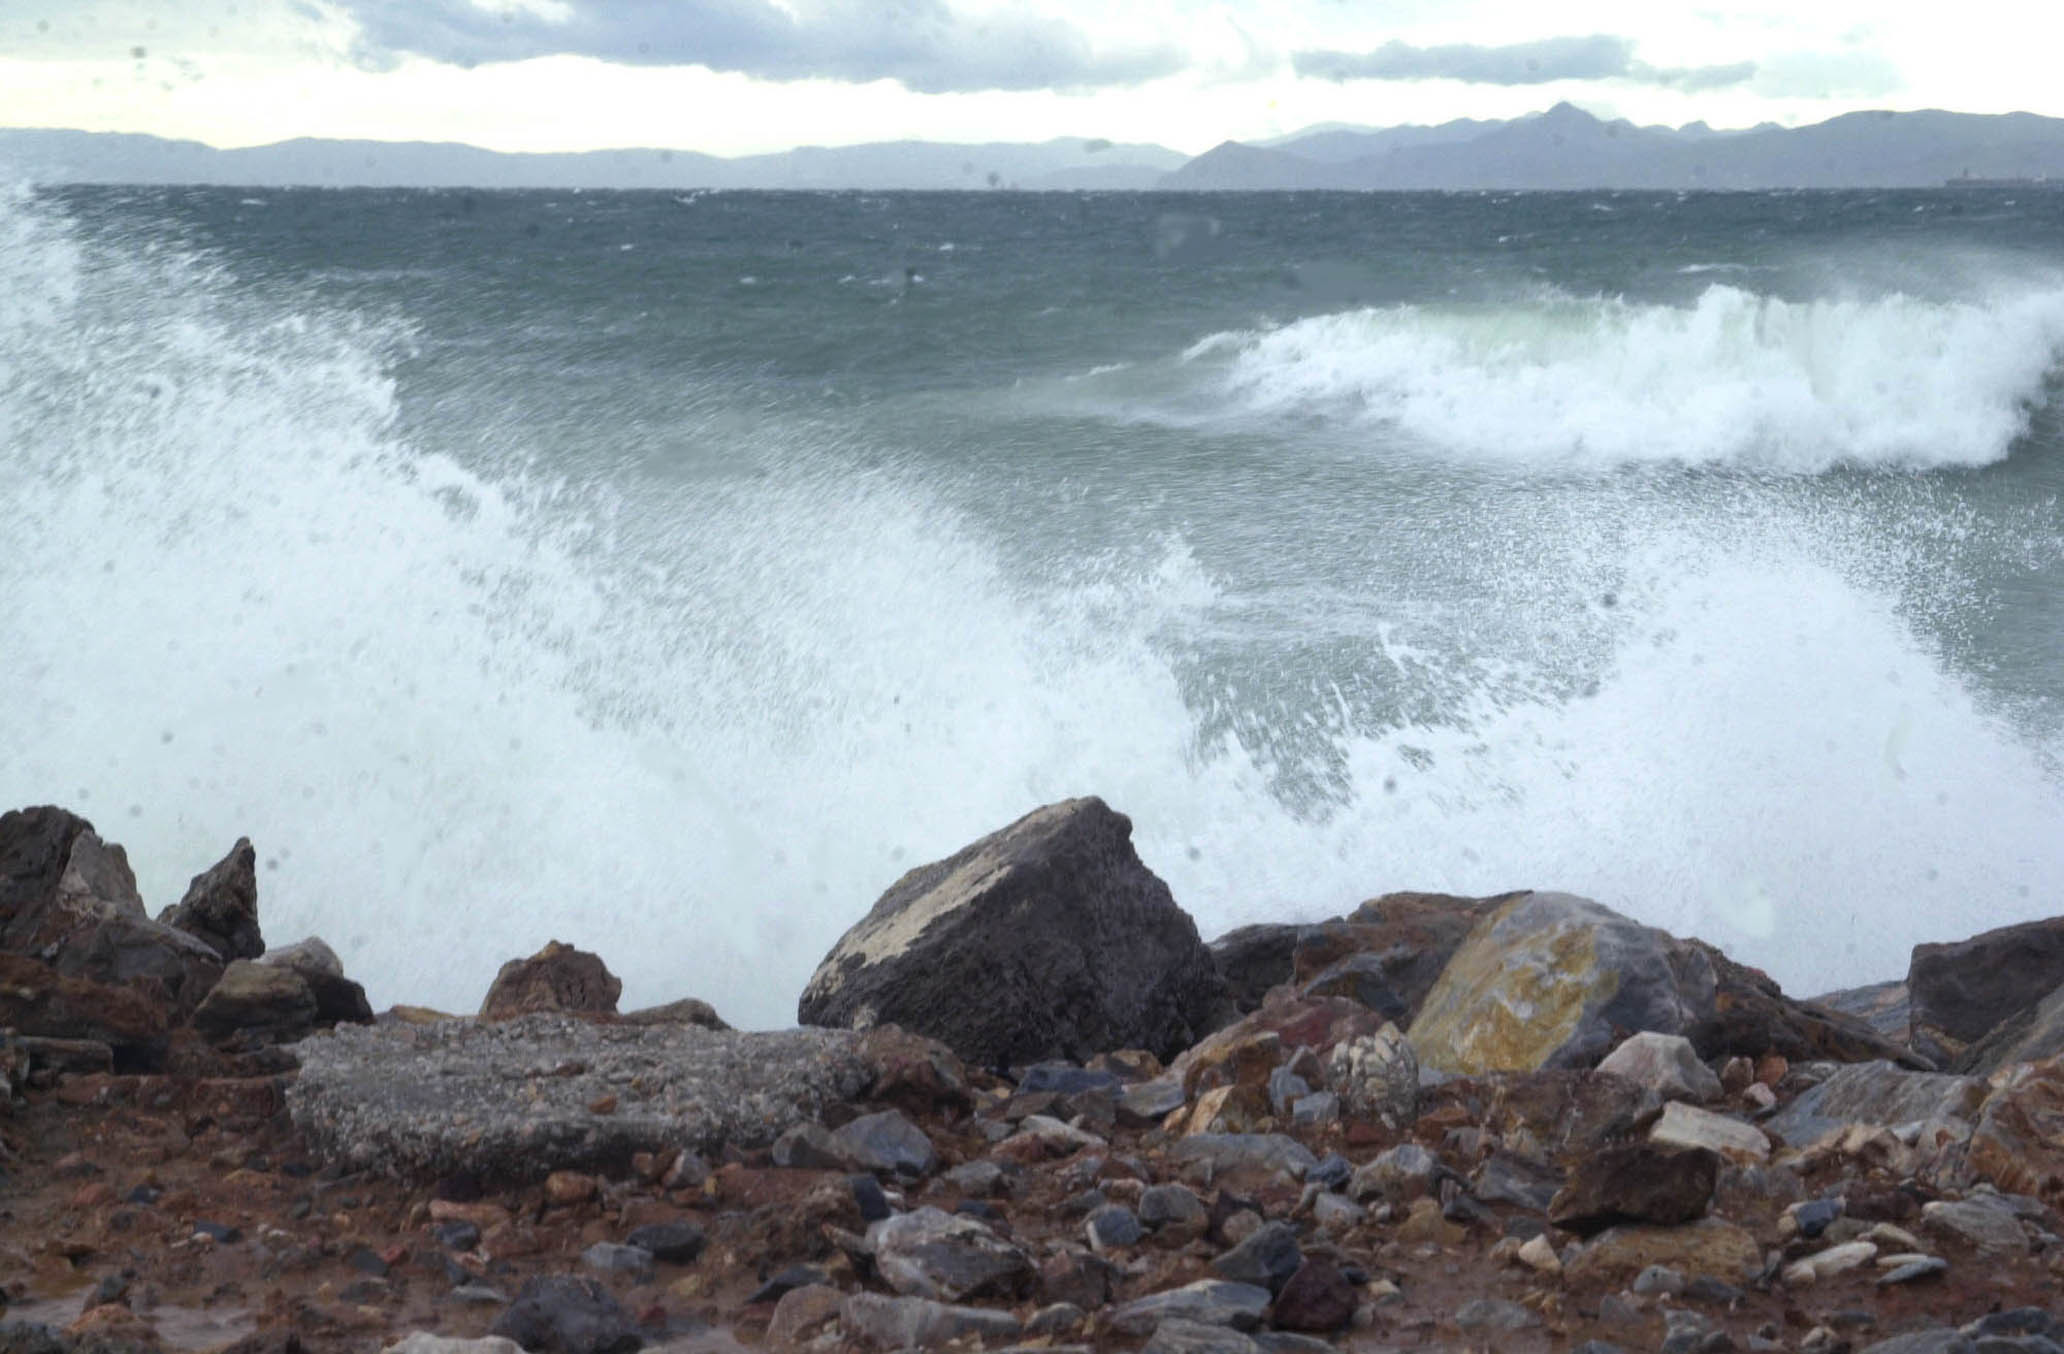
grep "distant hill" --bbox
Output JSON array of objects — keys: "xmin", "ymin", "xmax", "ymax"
[
  {"xmin": 1162, "ymin": 104, "xmax": 2064, "ymax": 190},
  {"xmin": 0, "ymin": 127, "xmax": 1184, "ymax": 191},
  {"xmin": 10, "ymin": 108, "xmax": 2064, "ymax": 192}
]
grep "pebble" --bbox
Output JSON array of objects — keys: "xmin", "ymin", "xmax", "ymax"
[
  {"xmin": 624, "ymin": 1221, "xmax": 706, "ymax": 1264},
  {"xmin": 433, "ymin": 1220, "xmax": 481, "ymax": 1251},
  {"xmin": 1876, "ymin": 1256, "xmax": 1949, "ymax": 1286},
  {"xmin": 580, "ymin": 1241, "xmax": 654, "ymax": 1279},
  {"xmin": 1454, "ymin": 1297, "xmax": 1539, "ymax": 1332}
]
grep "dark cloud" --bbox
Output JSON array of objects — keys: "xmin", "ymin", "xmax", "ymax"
[
  {"xmin": 1294, "ymin": 34, "xmax": 1754, "ymax": 91},
  {"xmin": 334, "ymin": 0, "xmax": 1182, "ymax": 93}
]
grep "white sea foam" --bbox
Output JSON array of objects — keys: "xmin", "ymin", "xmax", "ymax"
[
  {"xmin": 4, "ymin": 192, "xmax": 2061, "ymax": 1029},
  {"xmin": 1196, "ymin": 284, "xmax": 2064, "ymax": 471}
]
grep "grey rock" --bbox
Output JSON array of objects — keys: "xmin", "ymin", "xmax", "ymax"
[
  {"xmin": 1631, "ymin": 1264, "xmax": 1685, "ymax": 1296},
  {"xmin": 1298, "ymin": 951, "xmax": 1410, "ymax": 1022},
  {"xmin": 943, "ymin": 1159, "xmax": 1011, "ymax": 1197},
  {"xmin": 288, "ymin": 1016, "xmax": 881, "ymax": 1180},
  {"xmin": 1118, "ymin": 1076, "xmax": 1188, "ymax": 1124},
  {"xmin": 798, "ymin": 798, "xmax": 1234, "ymax": 1065},
  {"xmin": 1856, "ymin": 1334, "xmax": 1976, "ymax": 1354},
  {"xmin": 1349, "ymin": 1143, "xmax": 1442, "ymax": 1204},
  {"xmin": 258, "ymin": 935, "xmax": 375, "ymax": 1026},
  {"xmin": 1877, "ymin": 1256, "xmax": 1948, "ymax": 1286},
  {"xmin": 449, "ymin": 1286, "xmax": 513, "ymax": 1305},
  {"xmin": 623, "ymin": 1222, "xmax": 704, "ymax": 1264},
  {"xmin": 1141, "ymin": 1321, "xmax": 1262, "ymax": 1354},
  {"xmin": 1471, "ymin": 1150, "xmax": 1564, "ymax": 1213},
  {"xmin": 1106, "ymin": 1280, "xmax": 1272, "ymax": 1336},
  {"xmin": 1139, "ymin": 1183, "xmax": 1209, "ymax": 1233},
  {"xmin": 746, "ymin": 1263, "xmax": 830, "ymax": 1305},
  {"xmin": 1017, "ymin": 1062, "xmax": 1121, "ymax": 1096},
  {"xmin": 1810, "ymin": 980, "xmax": 1913, "ymax": 1042},
  {"xmin": 1266, "ymin": 1065, "xmax": 1310, "ymax": 1117},
  {"xmin": 260, "ymin": 936, "xmax": 345, "ymax": 977},
  {"xmin": 1596, "ymin": 1031, "xmax": 1724, "ymax": 1102},
  {"xmin": 834, "ymin": 1108, "xmax": 937, "ymax": 1177},
  {"xmin": 1921, "ymin": 1198, "xmax": 2028, "ymax": 1256},
  {"xmin": 1289, "ymin": 1091, "xmax": 1339, "ymax": 1126},
  {"xmin": 580, "ymin": 1242, "xmax": 653, "ymax": 1279},
  {"xmin": 157, "ymin": 837, "xmax": 263, "ymax": 963},
  {"xmin": 489, "ymin": 1275, "xmax": 641, "ymax": 1354},
  {"xmin": 382, "ymin": 1337, "xmax": 525, "ymax": 1354},
  {"xmin": 1454, "ymin": 1298, "xmax": 1539, "ymax": 1332},
  {"xmin": 1024, "ymin": 1303, "xmax": 1086, "ymax": 1338},
  {"xmin": 1169, "ymin": 1133, "xmax": 1318, "ymax": 1180},
  {"xmin": 1762, "ymin": 1060, "xmax": 1987, "ymax": 1151},
  {"xmin": 868, "ymin": 1206, "xmax": 1034, "ymax": 1301},
  {"xmin": 1085, "ymin": 1203, "xmax": 1144, "ymax": 1252},
  {"xmin": 838, "ymin": 1292, "xmax": 1022, "ymax": 1351},
  {"xmin": 772, "ymin": 1122, "xmax": 867, "ymax": 1172},
  {"xmin": 1209, "ymin": 1220, "xmax": 1301, "ymax": 1293}
]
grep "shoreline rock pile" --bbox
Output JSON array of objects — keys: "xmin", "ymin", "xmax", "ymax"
[{"xmin": 3, "ymin": 796, "xmax": 2063, "ymax": 1354}]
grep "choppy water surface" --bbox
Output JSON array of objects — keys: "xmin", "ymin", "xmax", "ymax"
[{"xmin": 4, "ymin": 184, "xmax": 2061, "ymax": 1027}]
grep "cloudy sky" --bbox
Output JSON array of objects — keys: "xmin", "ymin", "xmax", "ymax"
[{"xmin": 2, "ymin": 0, "xmax": 2056, "ymax": 157}]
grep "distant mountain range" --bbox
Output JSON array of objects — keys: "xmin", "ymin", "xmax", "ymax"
[
  {"xmin": 9, "ymin": 104, "xmax": 2064, "ymax": 192},
  {"xmin": 1169, "ymin": 103, "xmax": 2064, "ymax": 190}
]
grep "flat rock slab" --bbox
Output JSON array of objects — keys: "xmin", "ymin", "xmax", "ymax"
[{"xmin": 289, "ymin": 1015, "xmax": 877, "ymax": 1180}]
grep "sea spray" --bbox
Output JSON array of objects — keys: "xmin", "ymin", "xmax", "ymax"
[{"xmin": 3, "ymin": 187, "xmax": 2062, "ymax": 1029}]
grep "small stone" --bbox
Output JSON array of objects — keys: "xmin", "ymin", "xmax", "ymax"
[
  {"xmin": 848, "ymin": 1173, "xmax": 891, "ymax": 1223},
  {"xmin": 750, "ymin": 1264, "xmax": 832, "ymax": 1305},
  {"xmin": 1348, "ymin": 1143, "xmax": 1442, "ymax": 1204},
  {"xmin": 624, "ymin": 1221, "xmax": 705, "ymax": 1264},
  {"xmin": 1311, "ymin": 1192, "xmax": 1365, "ymax": 1231},
  {"xmin": 1548, "ymin": 1143, "xmax": 1718, "ymax": 1235},
  {"xmin": 1210, "ymin": 1220, "xmax": 1302, "ymax": 1293},
  {"xmin": 1106, "ymin": 1280, "xmax": 1273, "ymax": 1336},
  {"xmin": 434, "ymin": 1220, "xmax": 481, "ymax": 1251},
  {"xmin": 1394, "ymin": 1196, "xmax": 1463, "ymax": 1246},
  {"xmin": 381, "ymin": 1336, "xmax": 526, "ymax": 1354},
  {"xmin": 1455, "ymin": 1297, "xmax": 1539, "ymax": 1332},
  {"xmin": 1139, "ymin": 1183, "xmax": 1209, "ymax": 1238},
  {"xmin": 1921, "ymin": 1198, "xmax": 2028, "ymax": 1256},
  {"xmin": 1876, "ymin": 1256, "xmax": 1948, "ymax": 1286},
  {"xmin": 768, "ymin": 1284, "xmax": 845, "ymax": 1350},
  {"xmin": 1289, "ymin": 1091, "xmax": 1339, "ymax": 1126},
  {"xmin": 582, "ymin": 1242, "xmax": 654, "ymax": 1279},
  {"xmin": 1086, "ymin": 1203, "xmax": 1144, "ymax": 1253},
  {"xmin": 1025, "ymin": 1302, "xmax": 1086, "ymax": 1338},
  {"xmin": 1517, "ymin": 1233, "xmax": 1561, "ymax": 1275},
  {"xmin": 1141, "ymin": 1320, "xmax": 1262, "ymax": 1354},
  {"xmin": 545, "ymin": 1171, "xmax": 598, "ymax": 1206},
  {"xmin": 192, "ymin": 1220, "xmax": 241, "ymax": 1243},
  {"xmin": 489, "ymin": 1274, "xmax": 640, "ymax": 1354},
  {"xmin": 1269, "ymin": 1257, "xmax": 1357, "ymax": 1333},
  {"xmin": 586, "ymin": 1094, "xmax": 618, "ymax": 1115},
  {"xmin": 1632, "ymin": 1264, "xmax": 1685, "ymax": 1296},
  {"xmin": 834, "ymin": 1108, "xmax": 938, "ymax": 1177},
  {"xmin": 869, "ymin": 1206, "xmax": 1034, "ymax": 1302},
  {"xmin": 1783, "ymin": 1240, "xmax": 1876, "ymax": 1285},
  {"xmin": 448, "ymin": 1285, "xmax": 508, "ymax": 1306}
]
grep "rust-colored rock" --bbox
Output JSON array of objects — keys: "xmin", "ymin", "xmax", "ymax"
[
  {"xmin": 0, "ymin": 952, "xmax": 171, "ymax": 1065},
  {"xmin": 479, "ymin": 940, "xmax": 622, "ymax": 1020}
]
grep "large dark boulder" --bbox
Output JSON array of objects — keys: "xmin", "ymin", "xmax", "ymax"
[
  {"xmin": 158, "ymin": 838, "xmax": 264, "ymax": 962},
  {"xmin": 798, "ymin": 798, "xmax": 1233, "ymax": 1066},
  {"xmin": 193, "ymin": 959, "xmax": 320, "ymax": 1045},
  {"xmin": 1908, "ymin": 918, "xmax": 2064, "ymax": 1066},
  {"xmin": 0, "ymin": 805, "xmax": 222, "ymax": 1015},
  {"xmin": 1208, "ymin": 924, "xmax": 1306, "ymax": 1013},
  {"xmin": 1951, "ymin": 980, "xmax": 2064, "ymax": 1075},
  {"xmin": 1292, "ymin": 891, "xmax": 1508, "ymax": 1019},
  {"xmin": 1683, "ymin": 942, "xmax": 1929, "ymax": 1069}
]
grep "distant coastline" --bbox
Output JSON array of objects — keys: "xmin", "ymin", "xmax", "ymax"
[{"xmin": 11, "ymin": 103, "xmax": 2064, "ymax": 191}]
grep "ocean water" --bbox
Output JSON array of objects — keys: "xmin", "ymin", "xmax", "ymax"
[{"xmin": 3, "ymin": 182, "xmax": 2062, "ymax": 1030}]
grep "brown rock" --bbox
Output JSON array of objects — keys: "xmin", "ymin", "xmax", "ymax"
[
  {"xmin": 769, "ymin": 1284, "xmax": 845, "ymax": 1352},
  {"xmin": 0, "ymin": 952, "xmax": 171, "ymax": 1064},
  {"xmin": 479, "ymin": 940, "xmax": 622, "ymax": 1020},
  {"xmin": 1684, "ymin": 943, "xmax": 1927, "ymax": 1069},
  {"xmin": 1548, "ymin": 1143, "xmax": 1719, "ymax": 1236},
  {"xmin": 428, "ymin": 1199, "xmax": 512, "ymax": 1230},
  {"xmin": 1270, "ymin": 1256, "xmax": 1356, "ymax": 1332},
  {"xmin": 1565, "ymin": 1217, "xmax": 1761, "ymax": 1284},
  {"xmin": 1037, "ymin": 1248, "xmax": 1120, "ymax": 1309},
  {"xmin": 544, "ymin": 1171, "xmax": 598, "ymax": 1206},
  {"xmin": 617, "ymin": 997, "xmax": 730, "ymax": 1030},
  {"xmin": 1960, "ymin": 1054, "xmax": 2064, "ymax": 1202},
  {"xmin": 1172, "ymin": 996, "xmax": 1384, "ymax": 1095},
  {"xmin": 1291, "ymin": 891, "xmax": 1512, "ymax": 1022},
  {"xmin": 191, "ymin": 960, "xmax": 319, "ymax": 1045}
]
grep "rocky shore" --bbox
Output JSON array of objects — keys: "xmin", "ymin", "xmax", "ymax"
[{"xmin": 3, "ymin": 796, "xmax": 2063, "ymax": 1354}]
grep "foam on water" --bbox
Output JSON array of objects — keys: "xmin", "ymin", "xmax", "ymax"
[
  {"xmin": 1190, "ymin": 283, "xmax": 2064, "ymax": 471},
  {"xmin": 4, "ymin": 191, "xmax": 2062, "ymax": 1027}
]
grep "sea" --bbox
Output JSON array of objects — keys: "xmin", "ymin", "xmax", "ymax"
[{"xmin": 4, "ymin": 183, "xmax": 2062, "ymax": 1030}]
